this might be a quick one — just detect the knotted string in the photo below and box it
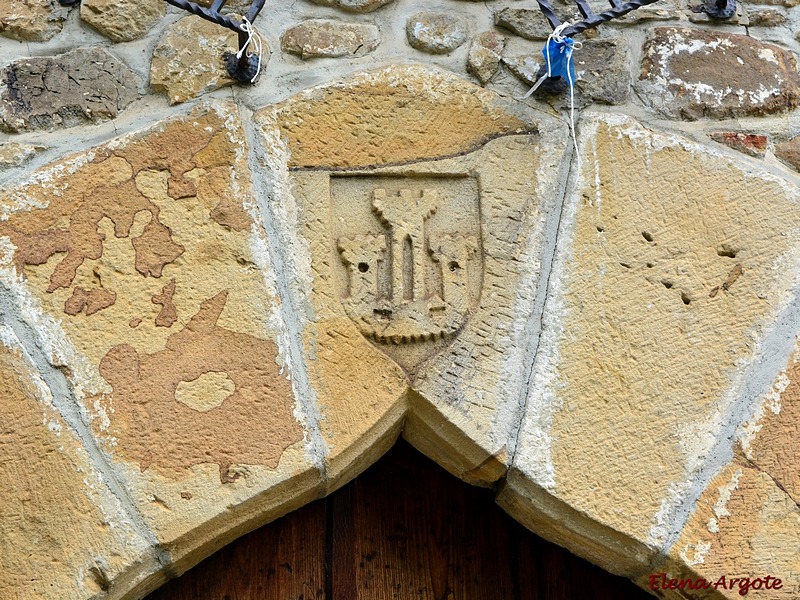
[520,22,583,172]
[236,17,263,83]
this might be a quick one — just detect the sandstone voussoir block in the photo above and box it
[0,102,318,586]
[506,112,800,578]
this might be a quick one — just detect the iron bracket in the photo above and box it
[55,0,266,82]
[163,0,267,82]
[696,0,737,19]
[532,0,663,93]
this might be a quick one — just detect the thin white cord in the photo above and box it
[565,45,582,174]
[519,22,583,173]
[236,17,263,83]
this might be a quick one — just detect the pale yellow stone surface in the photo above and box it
[0,328,154,599]
[2,60,799,600]
[175,371,236,412]
[151,17,255,104]
[80,0,164,42]
[275,165,409,491]
[256,65,568,489]
[507,113,800,576]
[0,0,64,42]
[0,103,318,580]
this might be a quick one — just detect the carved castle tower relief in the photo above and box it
[333,176,483,374]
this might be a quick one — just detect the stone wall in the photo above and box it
[0,0,799,598]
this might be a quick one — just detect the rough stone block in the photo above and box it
[80,0,164,43]
[709,132,768,158]
[0,48,140,133]
[748,8,788,27]
[151,16,244,104]
[638,28,800,120]
[281,19,379,59]
[573,37,630,105]
[494,8,552,40]
[775,136,800,172]
[308,0,396,12]
[467,31,505,84]
[0,0,66,42]
[0,142,44,169]
[503,38,630,105]
[406,12,468,55]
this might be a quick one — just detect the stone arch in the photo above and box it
[0,66,798,600]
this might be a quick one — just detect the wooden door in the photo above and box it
[146,441,654,600]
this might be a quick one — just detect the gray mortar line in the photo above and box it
[0,287,173,573]
[0,95,190,188]
[237,103,330,482]
[657,279,800,561]
[505,121,577,462]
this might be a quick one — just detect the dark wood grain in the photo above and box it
[146,441,655,600]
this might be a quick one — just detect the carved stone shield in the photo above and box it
[331,175,483,373]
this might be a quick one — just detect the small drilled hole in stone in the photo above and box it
[596,225,605,233]
[681,292,691,305]
[646,263,654,268]
[449,261,460,272]
[619,262,631,269]
[642,231,654,242]
[717,247,737,258]
[358,262,369,273]
[662,280,673,289]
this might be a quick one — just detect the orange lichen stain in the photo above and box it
[745,353,800,503]
[0,166,183,292]
[0,111,249,315]
[96,290,302,483]
[152,279,177,327]
[64,286,116,316]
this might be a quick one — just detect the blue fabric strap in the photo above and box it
[543,36,577,82]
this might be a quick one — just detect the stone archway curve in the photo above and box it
[1,66,798,600]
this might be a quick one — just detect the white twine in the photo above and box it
[519,22,583,173]
[236,17,263,83]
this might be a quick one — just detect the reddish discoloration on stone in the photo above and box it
[710,132,768,158]
[775,137,800,173]
[97,291,302,482]
[153,279,177,327]
[64,286,117,316]
[132,217,184,278]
